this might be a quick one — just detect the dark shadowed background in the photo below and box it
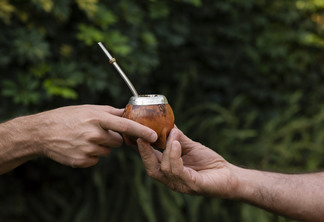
[1,0,324,221]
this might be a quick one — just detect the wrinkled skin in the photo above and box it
[137,127,238,198]
[0,105,158,174]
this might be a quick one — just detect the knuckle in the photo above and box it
[82,145,96,155]
[83,131,102,142]
[191,184,200,195]
[85,116,99,125]
[160,163,170,174]
[146,169,155,178]
[76,159,88,168]
[171,168,180,177]
[146,169,160,180]
[75,158,98,168]
[105,105,113,112]
[70,158,83,168]
[118,121,130,133]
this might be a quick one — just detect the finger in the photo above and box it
[80,144,112,157]
[105,107,125,116]
[169,141,184,176]
[167,127,182,145]
[161,128,181,173]
[100,130,123,147]
[137,138,159,171]
[137,138,166,182]
[45,148,101,168]
[170,141,197,184]
[90,145,112,157]
[88,128,123,147]
[99,114,158,143]
[90,105,125,117]
[72,157,99,168]
[160,140,172,175]
[153,149,163,163]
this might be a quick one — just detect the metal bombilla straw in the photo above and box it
[98,42,139,97]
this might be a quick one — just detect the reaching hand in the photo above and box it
[137,127,239,198]
[0,105,158,173]
[36,105,158,168]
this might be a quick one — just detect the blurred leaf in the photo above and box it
[2,74,40,105]
[93,5,117,29]
[77,24,104,45]
[75,0,98,18]
[141,32,158,46]
[301,33,324,47]
[43,79,78,99]
[42,61,83,99]
[149,1,170,19]
[11,28,50,64]
[103,31,132,56]
[31,0,54,12]
[0,0,15,23]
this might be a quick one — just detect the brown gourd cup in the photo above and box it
[122,94,175,149]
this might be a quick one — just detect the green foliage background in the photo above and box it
[1,0,324,221]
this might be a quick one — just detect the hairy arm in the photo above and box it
[0,115,42,174]
[234,167,324,221]
[0,105,158,174]
[138,127,324,222]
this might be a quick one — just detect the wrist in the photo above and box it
[5,114,45,157]
[231,166,278,205]
[205,163,252,200]
[0,114,47,173]
[229,165,258,201]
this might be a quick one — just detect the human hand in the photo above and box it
[137,127,239,198]
[32,105,158,168]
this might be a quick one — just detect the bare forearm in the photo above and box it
[234,166,324,221]
[0,115,42,174]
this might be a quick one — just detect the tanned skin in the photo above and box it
[137,127,324,222]
[0,105,157,174]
